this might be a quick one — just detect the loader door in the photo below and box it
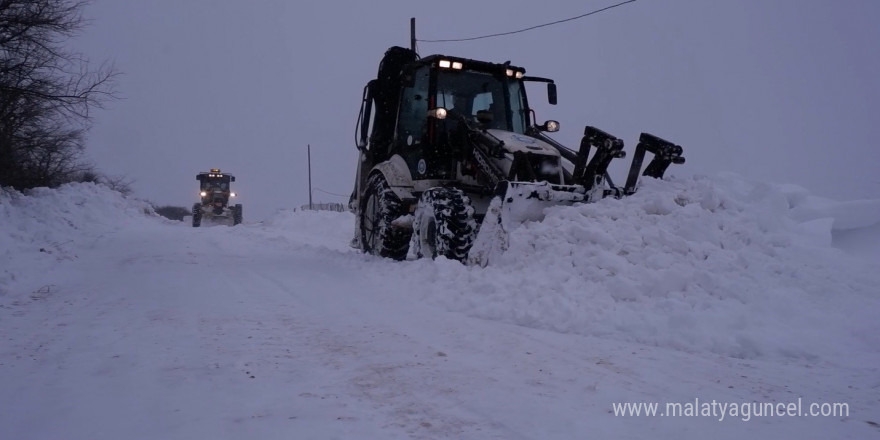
[395,66,433,179]
[396,66,429,152]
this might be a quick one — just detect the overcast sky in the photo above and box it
[75,0,880,221]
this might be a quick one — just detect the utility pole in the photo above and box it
[410,17,416,53]
[307,144,313,210]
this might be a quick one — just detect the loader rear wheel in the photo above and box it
[360,174,410,260]
[192,203,202,228]
[409,187,477,262]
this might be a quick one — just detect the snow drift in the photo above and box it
[403,174,880,365]
[0,183,159,294]
[2,176,879,440]
[3,177,878,367]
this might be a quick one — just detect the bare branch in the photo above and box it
[0,0,116,189]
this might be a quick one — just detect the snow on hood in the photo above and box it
[485,129,560,157]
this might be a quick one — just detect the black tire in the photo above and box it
[360,173,410,260]
[409,187,477,262]
[232,204,243,225]
[192,203,202,228]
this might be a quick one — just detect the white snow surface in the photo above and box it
[1,177,879,439]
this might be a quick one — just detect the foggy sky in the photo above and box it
[75,0,880,221]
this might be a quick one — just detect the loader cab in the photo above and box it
[196,169,235,205]
[432,65,529,134]
[392,55,534,180]
[356,48,558,189]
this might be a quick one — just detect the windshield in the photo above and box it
[201,176,231,191]
[436,70,528,134]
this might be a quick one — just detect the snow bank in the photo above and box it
[0,183,158,294]
[254,208,356,253]
[713,173,880,237]
[3,176,877,367]
[407,174,880,365]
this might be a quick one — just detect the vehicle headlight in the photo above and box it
[200,191,207,197]
[428,107,448,120]
[230,192,237,197]
[543,120,560,132]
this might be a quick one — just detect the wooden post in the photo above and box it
[308,144,313,210]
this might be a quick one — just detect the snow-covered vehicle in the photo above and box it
[192,169,242,227]
[350,47,685,264]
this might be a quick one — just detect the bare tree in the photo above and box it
[0,0,116,189]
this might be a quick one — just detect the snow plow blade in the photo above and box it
[492,181,588,224]
[467,130,687,266]
[467,181,588,266]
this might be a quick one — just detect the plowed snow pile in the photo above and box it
[408,174,880,365]
[2,176,880,439]
[0,183,158,293]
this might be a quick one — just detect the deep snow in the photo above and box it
[1,178,879,439]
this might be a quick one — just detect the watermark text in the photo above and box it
[612,398,849,422]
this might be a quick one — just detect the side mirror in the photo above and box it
[196,175,200,180]
[476,110,494,124]
[231,176,236,182]
[548,83,557,105]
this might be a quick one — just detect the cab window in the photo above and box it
[396,66,430,148]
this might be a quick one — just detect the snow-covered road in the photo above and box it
[1,180,879,439]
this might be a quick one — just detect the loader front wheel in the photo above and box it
[192,203,202,228]
[409,187,477,262]
[360,174,410,260]
[232,204,243,225]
